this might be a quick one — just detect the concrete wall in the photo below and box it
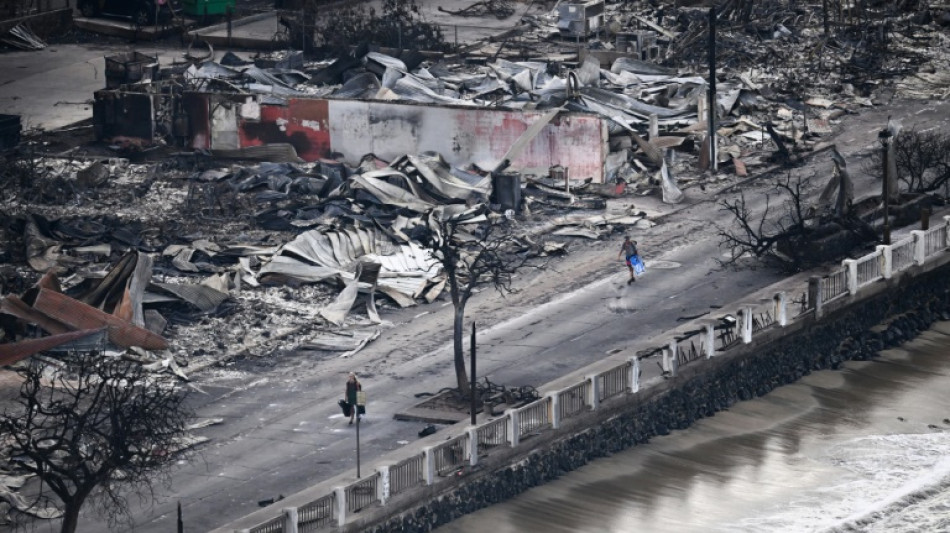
[182,93,610,180]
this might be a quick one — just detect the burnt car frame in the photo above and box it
[78,0,178,26]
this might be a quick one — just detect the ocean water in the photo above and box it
[436,322,950,533]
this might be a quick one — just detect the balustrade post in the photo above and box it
[944,216,950,248]
[774,291,787,326]
[548,392,560,429]
[843,259,858,294]
[507,409,520,447]
[629,357,640,392]
[664,340,677,376]
[467,428,479,467]
[703,323,715,357]
[587,374,600,410]
[377,466,390,503]
[877,245,892,279]
[808,276,823,318]
[334,487,346,527]
[422,447,435,485]
[740,306,753,343]
[282,507,298,533]
[912,230,926,265]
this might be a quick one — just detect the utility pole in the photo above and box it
[879,119,893,244]
[707,7,718,172]
[356,389,366,478]
[470,322,477,425]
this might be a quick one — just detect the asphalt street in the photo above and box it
[73,197,793,533]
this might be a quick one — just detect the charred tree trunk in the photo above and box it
[452,306,471,397]
[60,491,90,533]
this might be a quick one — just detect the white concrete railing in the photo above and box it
[853,249,883,290]
[597,362,631,402]
[387,455,424,497]
[821,267,848,303]
[430,433,469,477]
[891,235,916,272]
[236,218,950,533]
[516,396,553,439]
[474,416,509,453]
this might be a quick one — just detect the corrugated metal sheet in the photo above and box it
[1,295,72,334]
[32,289,168,350]
[0,328,105,366]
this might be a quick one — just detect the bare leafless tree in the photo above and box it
[866,127,950,196]
[0,353,193,533]
[419,207,535,396]
[718,175,813,271]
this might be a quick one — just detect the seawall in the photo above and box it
[219,220,950,533]
[360,261,950,532]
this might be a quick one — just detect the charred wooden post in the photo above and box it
[470,322,477,425]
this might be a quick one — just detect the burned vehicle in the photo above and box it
[78,0,178,26]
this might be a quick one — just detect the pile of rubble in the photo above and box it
[1,137,651,380]
[5,0,948,378]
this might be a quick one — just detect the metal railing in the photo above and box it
[714,320,740,351]
[598,362,630,401]
[821,267,848,303]
[856,250,882,288]
[517,398,552,438]
[892,236,915,271]
[475,417,509,453]
[751,300,776,332]
[674,333,703,366]
[432,435,469,476]
[557,381,590,421]
[388,455,424,496]
[249,516,283,533]
[925,225,947,257]
[345,475,379,514]
[298,494,334,532]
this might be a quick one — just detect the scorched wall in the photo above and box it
[183,93,609,181]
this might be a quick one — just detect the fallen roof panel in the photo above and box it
[32,289,168,351]
[0,328,105,366]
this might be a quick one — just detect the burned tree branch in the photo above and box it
[0,353,194,533]
[419,206,540,396]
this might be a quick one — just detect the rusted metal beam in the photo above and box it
[1,295,73,335]
[0,328,104,366]
[32,289,168,350]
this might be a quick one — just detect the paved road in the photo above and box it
[72,192,794,533]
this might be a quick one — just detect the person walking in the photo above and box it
[345,372,361,425]
[618,236,645,284]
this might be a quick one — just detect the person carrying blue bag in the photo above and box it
[618,236,645,285]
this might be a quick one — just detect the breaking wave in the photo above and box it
[733,432,950,533]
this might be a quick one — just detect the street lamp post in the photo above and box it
[356,390,366,478]
[879,120,893,244]
[470,322,476,425]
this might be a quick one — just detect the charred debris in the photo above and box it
[1,0,948,376]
